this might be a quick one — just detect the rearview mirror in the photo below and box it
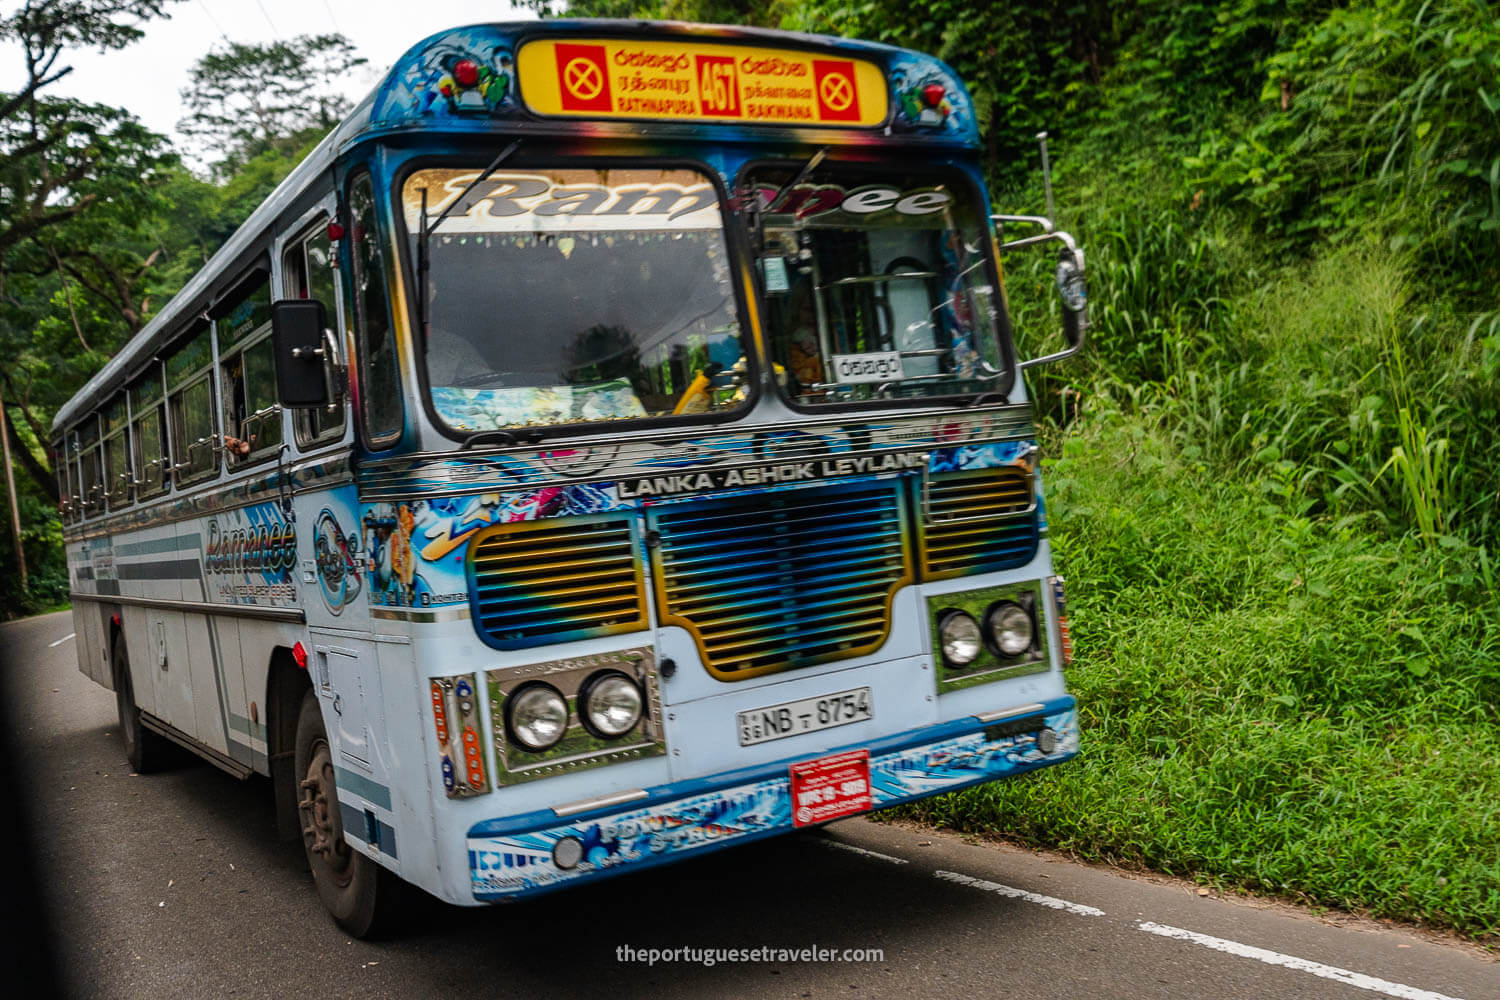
[271,299,331,408]
[1056,250,1088,349]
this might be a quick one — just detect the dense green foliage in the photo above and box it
[0,4,346,616]
[907,411,1500,938]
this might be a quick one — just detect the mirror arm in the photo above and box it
[992,215,1089,371]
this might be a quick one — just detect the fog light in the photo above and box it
[552,835,584,870]
[507,684,568,752]
[580,671,643,739]
[937,609,982,667]
[985,601,1034,657]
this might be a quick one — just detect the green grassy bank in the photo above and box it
[901,410,1500,940]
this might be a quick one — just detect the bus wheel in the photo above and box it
[112,632,170,773]
[293,689,399,937]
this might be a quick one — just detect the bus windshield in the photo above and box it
[748,164,1007,406]
[402,166,747,435]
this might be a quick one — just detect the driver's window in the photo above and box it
[283,218,347,448]
[350,171,404,447]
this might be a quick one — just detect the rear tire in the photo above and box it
[112,631,170,773]
[293,689,400,938]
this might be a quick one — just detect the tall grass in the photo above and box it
[901,414,1500,939]
[982,114,1500,939]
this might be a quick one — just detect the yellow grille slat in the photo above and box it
[468,514,647,649]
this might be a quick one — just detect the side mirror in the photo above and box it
[992,215,1090,370]
[271,300,331,408]
[1055,249,1088,349]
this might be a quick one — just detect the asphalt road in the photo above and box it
[4,610,1495,1000]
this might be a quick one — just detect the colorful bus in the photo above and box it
[54,19,1088,936]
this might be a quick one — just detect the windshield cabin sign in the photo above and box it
[518,39,887,126]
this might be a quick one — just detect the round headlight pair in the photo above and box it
[938,601,1036,667]
[505,672,644,752]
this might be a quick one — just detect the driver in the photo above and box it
[426,324,490,385]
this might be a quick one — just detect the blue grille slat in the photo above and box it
[656,509,902,549]
[672,576,905,620]
[653,481,911,677]
[666,551,905,595]
[654,492,899,529]
[660,531,902,569]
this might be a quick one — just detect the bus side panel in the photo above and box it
[303,634,402,875]
[68,537,112,687]
[153,609,197,734]
[235,619,283,775]
[375,636,437,896]
[182,612,230,756]
[76,594,110,687]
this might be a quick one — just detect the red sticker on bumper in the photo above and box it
[790,748,872,827]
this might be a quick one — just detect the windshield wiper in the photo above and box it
[766,147,827,214]
[461,427,544,451]
[417,138,523,342]
[745,148,829,256]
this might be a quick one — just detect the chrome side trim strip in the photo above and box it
[370,606,470,623]
[973,703,1047,724]
[139,712,255,780]
[552,788,650,818]
[70,590,305,625]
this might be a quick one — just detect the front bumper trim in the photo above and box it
[467,696,1077,901]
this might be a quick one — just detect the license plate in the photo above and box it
[737,687,873,747]
[790,749,872,826]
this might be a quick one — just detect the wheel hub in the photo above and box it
[298,740,352,874]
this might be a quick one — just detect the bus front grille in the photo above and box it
[651,481,912,680]
[467,514,648,649]
[919,467,1040,579]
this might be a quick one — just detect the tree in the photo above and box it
[0,2,178,611]
[0,2,178,498]
[177,33,367,176]
[521,0,791,27]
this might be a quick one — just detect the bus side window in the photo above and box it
[130,367,168,499]
[215,271,282,466]
[103,394,131,509]
[284,219,347,448]
[61,432,80,522]
[349,172,403,447]
[77,416,102,517]
[54,448,68,520]
[166,325,218,485]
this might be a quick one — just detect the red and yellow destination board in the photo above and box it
[518,38,888,127]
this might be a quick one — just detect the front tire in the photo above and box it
[293,689,399,937]
[112,631,170,773]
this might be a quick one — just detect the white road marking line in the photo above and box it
[1135,922,1465,1000]
[819,840,908,864]
[49,633,76,648]
[935,870,1104,916]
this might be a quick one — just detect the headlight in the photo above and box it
[579,671,643,739]
[937,609,982,667]
[506,683,569,752]
[985,601,1034,657]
